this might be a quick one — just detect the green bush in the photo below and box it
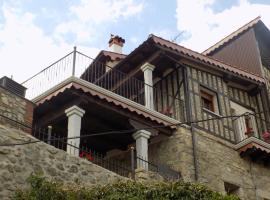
[13,175,240,200]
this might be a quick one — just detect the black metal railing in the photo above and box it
[32,128,132,178]
[21,47,185,121]
[31,127,181,180]
[135,155,181,180]
[80,57,146,105]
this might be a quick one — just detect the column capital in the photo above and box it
[132,130,151,140]
[141,62,155,72]
[65,105,85,118]
[129,119,158,136]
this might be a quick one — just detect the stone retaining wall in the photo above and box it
[149,127,270,200]
[0,125,125,200]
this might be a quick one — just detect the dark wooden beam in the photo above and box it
[110,51,162,92]
[248,86,260,96]
[81,117,131,149]
[35,94,87,127]
[78,92,173,135]
[81,134,127,151]
[82,112,126,131]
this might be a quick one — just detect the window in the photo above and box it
[244,115,253,134]
[201,90,214,112]
[200,87,219,113]
[224,182,240,196]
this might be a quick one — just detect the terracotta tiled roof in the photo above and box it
[149,34,265,83]
[235,137,270,154]
[202,16,261,55]
[34,77,178,130]
[237,141,270,155]
[101,50,126,61]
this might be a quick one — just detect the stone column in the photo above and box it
[65,105,85,156]
[132,130,151,170]
[141,63,155,110]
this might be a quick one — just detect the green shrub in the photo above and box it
[13,175,240,200]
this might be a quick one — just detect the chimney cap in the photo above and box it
[0,76,26,97]
[109,34,125,47]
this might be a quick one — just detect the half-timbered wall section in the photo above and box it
[153,68,186,122]
[228,86,267,137]
[183,64,267,143]
[185,65,235,142]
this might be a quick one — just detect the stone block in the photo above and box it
[0,126,125,198]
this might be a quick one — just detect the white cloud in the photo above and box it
[150,28,177,41]
[176,0,270,52]
[0,3,99,82]
[55,0,144,43]
[71,0,143,24]
[0,0,144,83]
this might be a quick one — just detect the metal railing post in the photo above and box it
[72,46,77,76]
[131,146,135,180]
[47,125,52,145]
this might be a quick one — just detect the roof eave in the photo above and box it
[202,16,261,55]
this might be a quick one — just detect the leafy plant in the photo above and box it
[13,175,240,200]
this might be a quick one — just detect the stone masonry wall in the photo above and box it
[0,125,125,200]
[0,86,34,129]
[149,127,270,200]
[148,126,195,182]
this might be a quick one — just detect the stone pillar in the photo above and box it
[65,105,85,156]
[132,130,151,170]
[141,63,155,110]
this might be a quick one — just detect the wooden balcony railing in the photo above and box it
[199,108,236,143]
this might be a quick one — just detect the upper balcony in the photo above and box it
[22,47,185,122]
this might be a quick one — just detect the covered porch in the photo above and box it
[32,77,180,178]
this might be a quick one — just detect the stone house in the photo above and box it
[14,17,270,199]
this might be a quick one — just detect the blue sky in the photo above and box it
[0,0,270,82]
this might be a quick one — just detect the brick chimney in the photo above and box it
[109,34,125,54]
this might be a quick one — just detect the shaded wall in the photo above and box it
[154,68,186,122]
[208,28,262,77]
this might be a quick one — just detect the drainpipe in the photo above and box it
[183,66,199,181]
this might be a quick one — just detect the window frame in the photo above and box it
[200,86,220,114]
[201,90,215,112]
[230,101,258,141]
